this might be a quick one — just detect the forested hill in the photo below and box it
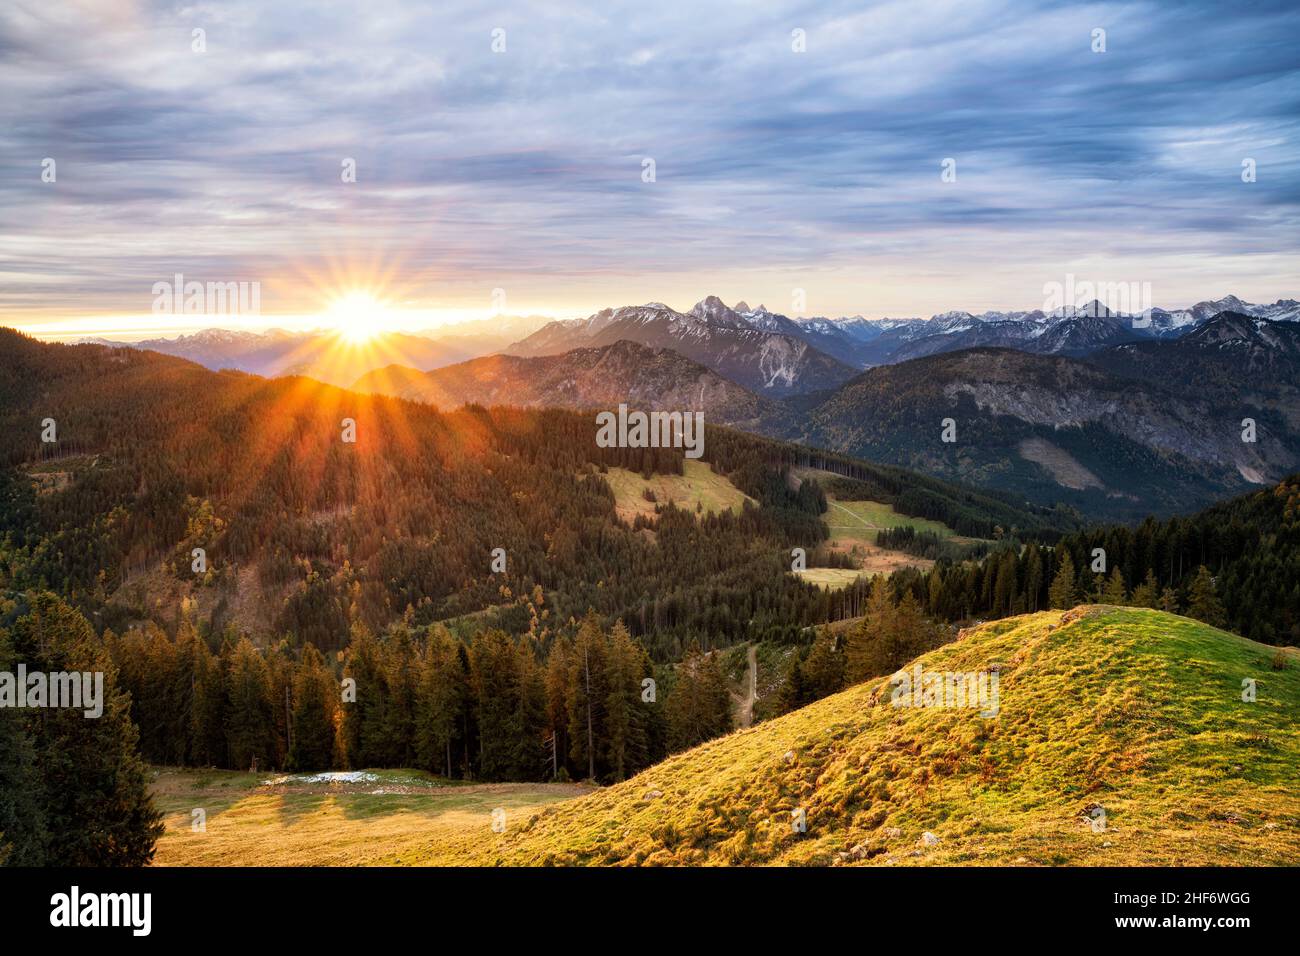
[0,329,1060,656]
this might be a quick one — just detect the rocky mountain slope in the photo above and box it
[352,339,783,430]
[505,296,859,396]
[796,346,1299,519]
[1088,313,1300,430]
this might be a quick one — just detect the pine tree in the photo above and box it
[1131,569,1159,608]
[510,634,548,780]
[800,631,845,702]
[992,550,1018,616]
[340,621,387,769]
[9,594,162,866]
[774,648,807,716]
[543,636,571,779]
[287,644,338,771]
[190,636,226,767]
[566,613,606,781]
[1101,567,1128,605]
[890,590,934,671]
[1187,565,1227,628]
[1159,586,1180,614]
[1048,551,1077,609]
[845,577,895,683]
[0,630,46,865]
[415,625,465,778]
[381,626,419,767]
[224,636,275,771]
[665,645,732,751]
[603,621,647,781]
[470,629,538,781]
[1024,546,1044,612]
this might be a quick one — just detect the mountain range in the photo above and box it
[354,302,1300,520]
[796,319,1300,520]
[508,294,1300,377]
[352,339,783,431]
[79,314,553,387]
[69,292,1300,520]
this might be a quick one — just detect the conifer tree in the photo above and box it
[543,636,572,778]
[340,621,387,769]
[602,621,649,781]
[1101,567,1128,605]
[800,630,845,701]
[510,634,549,780]
[566,613,606,780]
[224,636,275,771]
[774,648,807,716]
[1131,569,1160,609]
[845,577,896,683]
[381,626,419,767]
[415,625,465,777]
[0,631,46,865]
[9,594,162,865]
[1187,565,1227,628]
[665,644,732,751]
[287,644,338,771]
[1048,550,1077,609]
[471,629,526,780]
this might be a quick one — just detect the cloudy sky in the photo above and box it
[2,0,1298,339]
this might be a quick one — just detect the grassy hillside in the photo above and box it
[789,466,958,585]
[405,606,1299,866]
[597,459,754,523]
[152,769,592,866]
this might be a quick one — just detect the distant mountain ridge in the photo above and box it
[793,322,1300,519]
[373,307,1300,519]
[505,296,860,396]
[76,315,553,386]
[352,339,783,430]
[503,293,1300,377]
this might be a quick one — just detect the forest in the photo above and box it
[0,329,1293,866]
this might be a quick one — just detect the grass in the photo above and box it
[151,768,592,866]
[787,468,974,587]
[152,607,1300,867]
[600,459,754,523]
[793,568,868,590]
[405,606,1300,866]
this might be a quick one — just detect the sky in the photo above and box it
[1,0,1298,340]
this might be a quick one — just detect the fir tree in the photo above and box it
[287,644,338,771]
[1048,551,1077,609]
[1187,565,1227,628]
[415,625,465,778]
[1101,567,1128,605]
[224,636,275,771]
[9,594,162,866]
[665,645,732,751]
[1131,569,1160,609]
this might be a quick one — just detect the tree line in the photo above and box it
[106,595,734,784]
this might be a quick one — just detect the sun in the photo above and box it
[326,292,384,343]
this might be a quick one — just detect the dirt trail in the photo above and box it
[827,499,882,530]
[739,643,757,728]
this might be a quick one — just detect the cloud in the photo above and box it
[1,0,1297,330]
